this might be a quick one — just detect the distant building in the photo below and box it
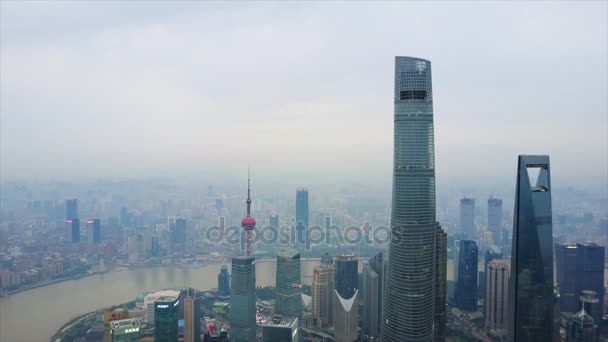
[485,260,509,334]
[576,243,605,324]
[104,308,129,342]
[110,318,141,342]
[154,294,180,342]
[480,246,503,303]
[65,219,80,243]
[88,219,101,244]
[455,240,478,311]
[555,243,580,314]
[184,296,195,342]
[0,226,8,252]
[565,307,598,342]
[144,290,181,323]
[261,314,299,342]
[434,224,447,342]
[66,199,78,220]
[270,214,279,230]
[487,197,503,245]
[275,247,302,318]
[218,264,231,296]
[230,256,256,342]
[311,253,334,328]
[460,198,475,239]
[362,252,383,339]
[334,289,358,342]
[295,188,308,247]
[508,155,554,342]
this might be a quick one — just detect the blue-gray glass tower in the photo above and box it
[275,247,302,318]
[487,197,503,245]
[218,264,231,296]
[363,252,383,339]
[295,188,308,246]
[230,257,256,342]
[382,56,436,341]
[335,254,358,299]
[455,240,478,311]
[508,155,554,342]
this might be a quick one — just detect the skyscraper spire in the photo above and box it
[246,167,251,217]
[242,168,256,257]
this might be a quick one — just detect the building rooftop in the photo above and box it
[262,314,297,327]
[110,318,141,330]
[277,247,299,259]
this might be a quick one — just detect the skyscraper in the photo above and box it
[218,264,231,296]
[154,295,179,342]
[487,197,503,245]
[480,246,503,304]
[65,219,80,243]
[295,188,308,247]
[362,252,383,339]
[434,224,447,342]
[485,260,509,335]
[270,214,279,230]
[66,199,78,220]
[508,155,554,342]
[87,219,101,244]
[460,198,475,239]
[555,243,579,314]
[311,253,335,328]
[230,172,257,342]
[275,247,302,318]
[575,243,605,324]
[455,240,478,311]
[334,289,359,342]
[261,315,299,342]
[184,296,195,342]
[382,56,436,342]
[335,254,358,300]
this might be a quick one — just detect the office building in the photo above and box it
[270,214,279,230]
[487,197,503,245]
[65,219,80,243]
[485,260,509,334]
[311,253,335,328]
[144,290,181,323]
[335,254,358,299]
[275,247,302,318]
[434,224,447,342]
[261,315,299,342]
[88,219,101,244]
[334,289,359,342]
[110,318,141,342]
[104,308,130,342]
[508,155,554,342]
[66,199,78,220]
[363,252,383,339]
[382,56,436,341]
[230,257,256,342]
[154,294,179,342]
[295,188,309,247]
[565,307,598,342]
[576,243,605,324]
[218,264,231,296]
[455,240,478,311]
[184,296,195,342]
[460,198,475,239]
[480,246,503,303]
[555,243,580,314]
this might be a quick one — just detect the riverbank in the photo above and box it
[0,271,102,297]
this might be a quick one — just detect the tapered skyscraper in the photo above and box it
[508,155,554,342]
[382,56,436,341]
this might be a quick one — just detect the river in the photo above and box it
[0,259,321,342]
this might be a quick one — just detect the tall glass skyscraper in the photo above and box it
[335,254,358,299]
[460,198,475,239]
[275,247,302,318]
[363,252,383,339]
[455,240,478,311]
[508,155,554,342]
[295,188,308,246]
[230,257,256,342]
[487,197,503,245]
[218,264,230,296]
[382,56,436,341]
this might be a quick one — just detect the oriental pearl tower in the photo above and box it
[241,169,256,257]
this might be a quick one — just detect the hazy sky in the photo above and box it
[1,1,607,187]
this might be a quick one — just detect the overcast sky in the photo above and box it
[1,1,606,188]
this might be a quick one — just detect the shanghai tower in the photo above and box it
[382,56,436,341]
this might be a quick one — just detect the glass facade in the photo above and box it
[275,247,302,318]
[335,254,358,299]
[487,197,503,245]
[362,252,383,338]
[382,56,436,341]
[508,155,554,342]
[455,240,478,311]
[295,188,308,247]
[434,224,447,342]
[460,198,475,239]
[154,296,179,342]
[218,264,231,296]
[230,256,256,342]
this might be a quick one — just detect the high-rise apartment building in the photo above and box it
[362,252,383,339]
[455,240,478,311]
[382,56,436,342]
[311,254,335,328]
[485,260,509,334]
[460,198,475,239]
[487,197,503,245]
[434,224,447,342]
[295,188,309,247]
[275,247,302,318]
[508,155,554,342]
